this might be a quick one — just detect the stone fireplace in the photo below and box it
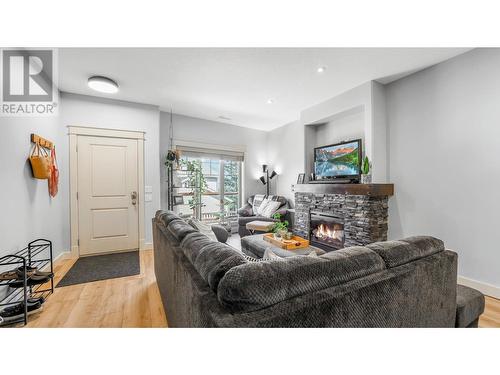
[292,184,394,250]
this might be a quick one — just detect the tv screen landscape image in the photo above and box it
[314,140,361,178]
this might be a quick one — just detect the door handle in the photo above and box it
[131,191,137,205]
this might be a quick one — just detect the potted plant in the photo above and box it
[361,155,372,184]
[272,213,289,239]
[179,159,207,218]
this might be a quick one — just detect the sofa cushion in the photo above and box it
[456,284,485,327]
[156,210,182,227]
[366,236,444,268]
[180,232,215,264]
[167,219,198,242]
[186,218,218,241]
[193,243,247,291]
[180,232,247,291]
[217,246,385,312]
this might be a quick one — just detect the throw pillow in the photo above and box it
[242,253,282,262]
[256,198,270,216]
[262,247,284,260]
[260,200,281,218]
[252,194,266,214]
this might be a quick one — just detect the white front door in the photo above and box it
[77,135,139,256]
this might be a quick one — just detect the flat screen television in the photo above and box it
[314,139,362,182]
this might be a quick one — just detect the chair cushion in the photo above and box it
[238,216,275,226]
[366,236,444,268]
[456,284,485,327]
[217,246,385,312]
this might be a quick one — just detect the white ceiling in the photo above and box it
[59,48,470,131]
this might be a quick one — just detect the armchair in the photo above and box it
[237,194,288,237]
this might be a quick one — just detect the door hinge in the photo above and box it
[77,239,80,246]
[76,192,79,200]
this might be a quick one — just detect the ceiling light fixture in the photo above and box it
[267,98,275,104]
[88,76,119,94]
[317,66,327,73]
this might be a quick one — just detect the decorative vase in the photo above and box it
[284,231,293,240]
[361,174,372,184]
[274,232,282,240]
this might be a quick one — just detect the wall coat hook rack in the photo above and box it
[31,133,54,149]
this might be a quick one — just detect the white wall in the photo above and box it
[266,120,304,205]
[386,48,500,291]
[0,116,69,258]
[314,109,365,148]
[61,93,161,245]
[268,81,387,206]
[159,112,268,208]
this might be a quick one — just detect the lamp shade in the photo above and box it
[262,164,268,173]
[269,170,277,179]
[259,176,266,185]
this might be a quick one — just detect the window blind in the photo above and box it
[175,145,244,162]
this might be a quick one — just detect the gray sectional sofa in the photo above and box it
[153,210,484,328]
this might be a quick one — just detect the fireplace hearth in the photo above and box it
[309,211,344,251]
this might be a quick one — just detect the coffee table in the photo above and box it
[241,234,325,259]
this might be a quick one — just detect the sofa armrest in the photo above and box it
[275,207,288,218]
[238,203,254,217]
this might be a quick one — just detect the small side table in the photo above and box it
[246,220,275,235]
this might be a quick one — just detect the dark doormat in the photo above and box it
[56,250,140,288]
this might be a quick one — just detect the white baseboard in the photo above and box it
[458,276,500,299]
[39,250,73,272]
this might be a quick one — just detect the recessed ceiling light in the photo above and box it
[317,66,327,73]
[267,98,275,104]
[88,76,119,94]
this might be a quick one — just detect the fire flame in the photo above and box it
[314,223,343,241]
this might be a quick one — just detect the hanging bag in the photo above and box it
[29,143,51,179]
[49,147,59,197]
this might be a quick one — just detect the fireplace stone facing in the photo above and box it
[294,193,389,248]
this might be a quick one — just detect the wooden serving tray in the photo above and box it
[263,233,310,250]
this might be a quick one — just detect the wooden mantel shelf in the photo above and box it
[291,183,394,197]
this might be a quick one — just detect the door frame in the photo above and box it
[68,126,145,258]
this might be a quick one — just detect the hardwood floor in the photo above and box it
[27,249,167,328]
[479,296,500,328]
[24,246,499,328]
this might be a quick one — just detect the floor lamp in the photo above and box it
[259,164,277,196]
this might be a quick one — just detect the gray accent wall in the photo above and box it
[386,48,500,289]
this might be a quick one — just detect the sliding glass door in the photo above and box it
[180,154,242,222]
